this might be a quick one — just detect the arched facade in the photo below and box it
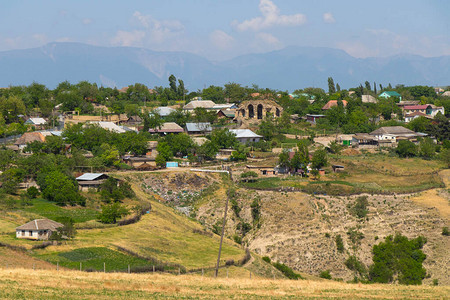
[235,99,283,124]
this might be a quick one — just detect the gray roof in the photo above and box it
[152,107,176,117]
[186,122,212,132]
[183,100,216,110]
[16,219,63,231]
[76,173,107,181]
[229,129,262,139]
[148,122,184,133]
[370,126,416,136]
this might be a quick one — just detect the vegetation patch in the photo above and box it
[24,198,98,223]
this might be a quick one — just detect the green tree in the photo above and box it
[143,111,163,132]
[396,140,417,158]
[196,140,218,162]
[155,141,173,167]
[39,171,85,206]
[257,115,277,140]
[408,116,430,133]
[0,168,25,194]
[164,133,194,157]
[369,234,427,285]
[224,82,247,103]
[418,138,435,159]
[0,95,26,123]
[365,81,371,91]
[202,85,225,103]
[44,135,65,154]
[278,150,290,169]
[311,149,327,170]
[98,202,129,224]
[209,128,238,149]
[328,77,336,94]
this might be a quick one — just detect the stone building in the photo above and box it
[235,99,283,124]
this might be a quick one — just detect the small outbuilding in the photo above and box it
[16,219,63,240]
[76,173,109,191]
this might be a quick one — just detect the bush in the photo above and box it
[368,234,427,285]
[442,227,450,236]
[98,203,129,224]
[335,234,344,253]
[233,234,242,244]
[349,196,369,219]
[319,270,332,279]
[240,171,258,178]
[345,256,367,277]
[262,256,271,263]
[272,262,302,280]
[26,186,40,199]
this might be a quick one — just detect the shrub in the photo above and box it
[432,279,439,286]
[335,234,344,253]
[272,262,302,280]
[325,232,330,238]
[26,186,40,199]
[345,256,367,278]
[98,203,129,224]
[250,198,261,224]
[262,256,271,263]
[368,234,427,285]
[442,227,450,236]
[349,196,369,219]
[238,248,251,266]
[319,270,332,279]
[240,171,258,178]
[233,234,242,244]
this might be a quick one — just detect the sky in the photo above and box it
[1,0,449,61]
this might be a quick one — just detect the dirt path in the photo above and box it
[410,169,450,221]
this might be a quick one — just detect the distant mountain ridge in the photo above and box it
[0,42,448,91]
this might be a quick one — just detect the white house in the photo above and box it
[16,219,63,240]
[25,118,47,126]
[229,129,262,144]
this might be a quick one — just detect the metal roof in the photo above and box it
[186,123,212,132]
[16,219,63,231]
[76,173,107,181]
[152,107,176,117]
[229,129,262,139]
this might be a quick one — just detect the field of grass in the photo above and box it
[37,247,152,272]
[1,268,448,299]
[0,179,246,272]
[24,198,99,223]
[241,154,446,195]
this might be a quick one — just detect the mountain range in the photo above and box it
[1,42,448,91]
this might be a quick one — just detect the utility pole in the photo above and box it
[215,170,232,277]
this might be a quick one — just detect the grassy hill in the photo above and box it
[0,268,448,299]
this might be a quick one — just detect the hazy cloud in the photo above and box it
[132,11,184,44]
[256,32,281,45]
[210,30,234,49]
[233,0,306,31]
[323,12,335,23]
[111,30,146,47]
[82,18,92,25]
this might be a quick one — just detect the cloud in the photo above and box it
[233,0,306,31]
[256,32,281,45]
[111,30,146,47]
[210,30,234,49]
[131,11,184,44]
[82,18,92,25]
[323,12,335,24]
[32,34,48,44]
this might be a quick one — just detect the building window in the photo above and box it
[29,231,33,236]
[21,230,25,236]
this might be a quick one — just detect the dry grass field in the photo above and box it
[0,268,448,299]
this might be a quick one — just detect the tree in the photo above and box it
[230,143,248,161]
[336,83,341,92]
[418,138,435,159]
[365,81,371,91]
[278,150,290,169]
[369,234,427,285]
[328,77,336,94]
[408,116,430,133]
[374,82,377,94]
[98,202,129,224]
[0,95,26,123]
[196,140,218,162]
[164,133,194,157]
[168,74,177,95]
[209,128,238,149]
[257,115,277,140]
[44,135,65,154]
[39,171,85,206]
[0,168,24,194]
[51,217,77,240]
[155,141,173,167]
[396,140,417,158]
[311,149,327,170]
[224,82,247,103]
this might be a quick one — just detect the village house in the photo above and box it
[186,122,212,135]
[322,100,348,110]
[14,132,46,151]
[246,165,277,176]
[122,156,156,169]
[183,99,216,111]
[369,126,426,146]
[404,112,431,123]
[402,104,444,118]
[229,129,262,144]
[379,91,402,101]
[16,219,63,240]
[76,173,109,191]
[151,106,176,117]
[361,95,377,103]
[148,122,184,135]
[24,117,47,129]
[217,109,236,120]
[305,114,326,124]
[352,133,379,149]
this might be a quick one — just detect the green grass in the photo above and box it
[37,247,151,272]
[24,198,99,223]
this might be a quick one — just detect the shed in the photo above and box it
[186,122,212,134]
[332,165,345,172]
[148,122,184,134]
[229,129,262,144]
[76,173,109,191]
[16,219,63,240]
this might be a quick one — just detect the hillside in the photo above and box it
[0,268,448,299]
[1,42,450,90]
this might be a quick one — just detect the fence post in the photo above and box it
[249,271,251,279]
[153,265,155,273]
[33,263,35,271]
[104,262,106,273]
[178,267,180,275]
[57,262,59,271]
[80,262,82,271]
[202,268,204,277]
[128,265,130,274]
